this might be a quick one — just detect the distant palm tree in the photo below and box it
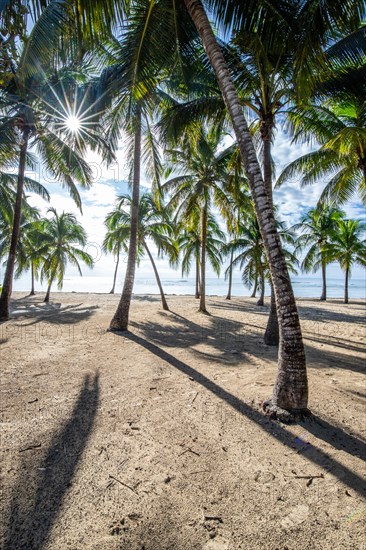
[177,214,225,299]
[293,205,345,301]
[104,193,177,311]
[36,208,94,303]
[163,126,233,313]
[325,219,366,303]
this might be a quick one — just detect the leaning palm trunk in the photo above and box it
[110,250,120,294]
[226,248,234,300]
[250,275,258,298]
[110,113,141,330]
[256,265,265,306]
[30,262,35,296]
[320,261,327,301]
[195,254,200,299]
[44,280,52,303]
[0,128,29,320]
[199,204,208,313]
[344,267,349,304]
[144,240,169,311]
[185,0,307,414]
[262,130,279,346]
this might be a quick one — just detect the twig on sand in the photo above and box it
[179,447,200,457]
[19,443,41,453]
[109,474,138,494]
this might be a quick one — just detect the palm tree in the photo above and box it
[325,219,366,303]
[177,214,225,299]
[293,205,345,301]
[163,126,233,313]
[0,21,110,320]
[104,193,178,311]
[36,208,94,303]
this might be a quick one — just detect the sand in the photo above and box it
[0,292,365,550]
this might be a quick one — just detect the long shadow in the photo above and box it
[4,373,99,550]
[305,341,366,375]
[119,331,366,498]
[7,298,99,326]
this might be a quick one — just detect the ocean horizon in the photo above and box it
[12,274,366,300]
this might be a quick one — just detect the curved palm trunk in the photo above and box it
[226,248,234,300]
[44,280,52,303]
[30,262,35,296]
[110,113,141,330]
[250,275,258,298]
[144,240,169,311]
[344,267,349,304]
[256,265,265,306]
[110,251,120,294]
[199,203,208,313]
[185,0,307,414]
[320,262,327,301]
[195,254,200,299]
[262,129,279,346]
[0,128,29,320]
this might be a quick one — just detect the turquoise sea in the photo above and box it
[12,274,366,299]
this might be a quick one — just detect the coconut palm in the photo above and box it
[177,214,225,299]
[293,205,345,301]
[104,193,178,311]
[35,208,94,303]
[163,125,234,313]
[325,219,366,303]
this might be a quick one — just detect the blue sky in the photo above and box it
[17,126,365,290]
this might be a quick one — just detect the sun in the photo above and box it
[65,115,81,133]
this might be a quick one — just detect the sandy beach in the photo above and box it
[1,292,365,549]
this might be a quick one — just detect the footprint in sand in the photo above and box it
[281,504,310,530]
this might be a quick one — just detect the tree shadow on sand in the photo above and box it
[116,331,366,499]
[3,373,99,550]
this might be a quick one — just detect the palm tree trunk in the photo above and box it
[0,127,29,320]
[144,240,169,311]
[256,265,265,306]
[226,248,234,300]
[44,280,52,303]
[195,254,200,299]
[30,262,35,296]
[110,112,141,331]
[320,262,326,301]
[250,275,258,298]
[344,267,349,304]
[199,203,208,313]
[185,0,308,415]
[262,126,279,346]
[110,251,120,294]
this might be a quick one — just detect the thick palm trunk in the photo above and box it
[199,204,208,313]
[344,267,349,304]
[144,240,169,311]
[110,113,141,330]
[30,262,35,296]
[0,128,29,320]
[195,254,200,299]
[110,252,120,294]
[256,266,265,306]
[185,0,307,415]
[262,129,279,346]
[226,248,234,300]
[320,262,326,301]
[250,275,258,298]
[44,280,52,303]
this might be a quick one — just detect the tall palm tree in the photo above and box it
[163,126,233,313]
[325,218,366,303]
[0,21,110,320]
[36,208,94,303]
[293,205,345,301]
[104,193,178,311]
